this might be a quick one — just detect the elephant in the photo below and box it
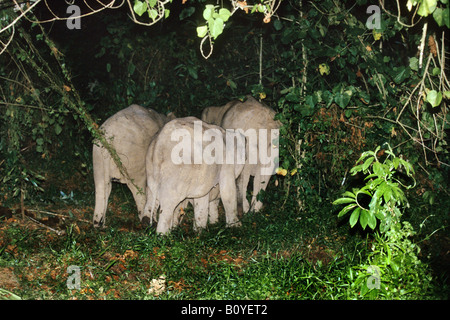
[202,95,281,213]
[92,104,174,227]
[143,117,245,234]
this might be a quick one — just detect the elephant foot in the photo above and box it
[141,216,152,227]
[93,217,105,228]
[227,220,242,228]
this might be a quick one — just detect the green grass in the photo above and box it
[0,181,447,300]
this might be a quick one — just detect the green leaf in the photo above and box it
[350,165,363,175]
[409,57,419,71]
[341,191,356,199]
[393,67,410,84]
[432,6,446,26]
[273,19,283,31]
[382,183,392,204]
[285,92,300,102]
[426,90,442,107]
[360,209,369,229]
[372,161,384,177]
[187,66,198,80]
[362,157,374,172]
[55,124,62,135]
[337,204,357,218]
[368,189,381,215]
[333,197,356,205]
[305,95,317,108]
[442,91,450,101]
[209,17,224,39]
[133,0,147,16]
[218,8,231,22]
[334,92,351,109]
[432,67,441,76]
[393,157,400,170]
[148,9,158,21]
[417,0,437,16]
[203,4,215,20]
[227,79,237,90]
[196,26,208,38]
[367,211,377,230]
[179,7,195,20]
[349,207,361,228]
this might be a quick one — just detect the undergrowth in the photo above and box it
[0,178,447,300]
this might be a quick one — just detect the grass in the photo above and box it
[0,175,448,300]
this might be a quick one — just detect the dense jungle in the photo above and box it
[0,0,449,302]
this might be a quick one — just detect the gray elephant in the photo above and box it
[143,117,245,234]
[92,104,173,227]
[202,96,281,213]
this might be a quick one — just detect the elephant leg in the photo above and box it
[93,151,112,228]
[93,180,112,227]
[127,180,147,221]
[142,185,158,226]
[156,200,178,234]
[208,199,220,225]
[251,173,271,212]
[237,168,251,214]
[220,166,241,228]
[193,194,209,231]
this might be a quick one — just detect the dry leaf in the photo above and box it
[428,35,437,57]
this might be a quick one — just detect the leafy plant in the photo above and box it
[350,221,434,299]
[334,145,416,233]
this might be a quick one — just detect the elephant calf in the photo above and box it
[92,104,173,227]
[143,117,245,234]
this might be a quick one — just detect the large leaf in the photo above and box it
[362,157,374,172]
[133,0,147,16]
[218,8,231,22]
[417,0,437,16]
[359,209,369,229]
[333,197,356,205]
[426,90,442,107]
[196,26,208,38]
[367,211,377,230]
[349,207,361,228]
[434,7,450,28]
[334,92,351,109]
[337,204,357,218]
[372,161,384,177]
[203,4,215,20]
[209,17,224,39]
[393,67,410,84]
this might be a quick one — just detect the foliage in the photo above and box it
[334,145,415,232]
[351,222,435,299]
[0,0,448,301]
[0,187,445,300]
[334,145,439,299]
